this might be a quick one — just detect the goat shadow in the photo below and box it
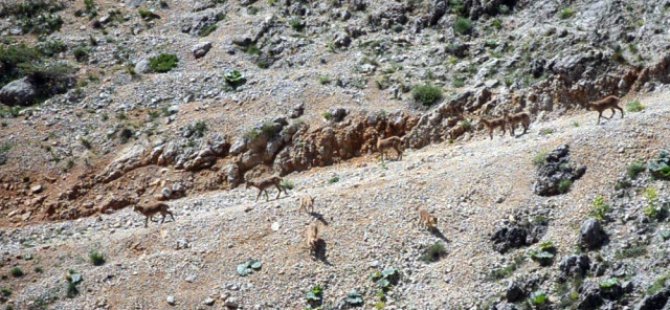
[308,212,329,226]
[430,228,450,243]
[313,239,333,266]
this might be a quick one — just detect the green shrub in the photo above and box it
[189,121,208,138]
[615,245,647,259]
[280,179,294,190]
[528,290,548,306]
[89,250,105,266]
[224,70,246,87]
[328,176,339,184]
[559,7,575,19]
[627,161,646,179]
[643,187,665,220]
[305,284,323,306]
[138,8,160,21]
[83,0,97,18]
[491,18,502,30]
[412,84,443,107]
[453,17,473,35]
[648,273,670,295]
[199,24,217,37]
[79,137,92,149]
[487,255,525,280]
[600,278,619,290]
[72,47,90,63]
[0,0,65,34]
[648,151,670,180]
[148,54,178,73]
[10,267,24,278]
[1,287,11,297]
[322,111,333,121]
[529,241,557,266]
[452,77,465,87]
[626,100,645,112]
[319,75,331,85]
[289,17,305,31]
[558,179,572,194]
[420,242,447,263]
[590,196,610,222]
[36,39,66,56]
[533,151,548,167]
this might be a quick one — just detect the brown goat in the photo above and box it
[134,202,175,228]
[305,223,320,256]
[246,175,288,202]
[479,116,507,140]
[418,208,438,231]
[506,111,531,136]
[588,95,624,124]
[376,136,404,162]
[299,195,315,214]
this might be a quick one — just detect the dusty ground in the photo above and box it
[0,91,668,309]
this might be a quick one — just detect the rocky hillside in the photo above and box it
[1,0,670,309]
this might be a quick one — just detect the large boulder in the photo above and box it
[533,144,587,196]
[579,219,608,250]
[0,77,37,106]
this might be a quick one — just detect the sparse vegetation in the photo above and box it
[528,290,548,306]
[10,267,24,278]
[559,7,575,19]
[322,111,333,121]
[453,17,473,35]
[89,249,105,266]
[319,75,331,85]
[148,54,178,73]
[412,84,443,107]
[533,151,548,167]
[643,187,665,220]
[289,17,305,31]
[627,100,645,112]
[1,287,12,298]
[590,196,611,222]
[0,0,65,34]
[305,284,323,307]
[647,273,670,295]
[488,255,525,280]
[529,241,557,266]
[199,24,218,37]
[138,8,160,21]
[615,245,648,259]
[420,242,447,263]
[79,137,92,149]
[627,161,646,179]
[328,176,340,184]
[558,179,573,194]
[224,70,246,87]
[280,179,294,191]
[648,151,670,180]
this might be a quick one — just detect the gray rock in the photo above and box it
[167,295,176,305]
[0,77,37,106]
[193,42,213,59]
[579,219,608,250]
[135,58,152,74]
[635,288,670,310]
[506,281,525,302]
[559,255,591,278]
[203,297,215,306]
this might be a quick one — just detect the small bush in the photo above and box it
[289,18,305,31]
[492,18,502,30]
[199,24,217,37]
[559,7,575,19]
[487,255,525,280]
[420,242,447,263]
[89,250,105,266]
[319,75,331,85]
[529,241,557,266]
[453,17,472,35]
[224,70,246,87]
[138,8,160,21]
[305,284,323,306]
[648,273,670,295]
[627,100,645,112]
[328,176,339,184]
[533,151,548,167]
[643,187,665,220]
[529,290,548,306]
[648,151,670,180]
[600,278,619,290]
[148,54,178,73]
[280,179,294,190]
[412,84,443,107]
[627,161,646,179]
[37,39,67,56]
[590,196,610,222]
[558,179,573,194]
[1,287,11,297]
[615,245,648,259]
[10,267,24,278]
[322,111,333,121]
[83,0,97,18]
[79,137,92,149]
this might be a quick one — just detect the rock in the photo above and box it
[203,297,215,306]
[229,138,247,156]
[193,42,213,59]
[506,281,525,302]
[181,11,224,36]
[578,282,604,310]
[30,184,43,194]
[579,219,608,250]
[99,144,148,183]
[559,255,591,278]
[167,295,176,305]
[0,77,37,106]
[224,297,239,309]
[635,288,670,310]
[290,103,305,119]
[532,144,587,196]
[0,154,6,166]
[328,108,348,122]
[491,226,528,253]
[134,58,152,74]
[333,32,352,48]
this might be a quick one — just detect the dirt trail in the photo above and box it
[1,92,668,308]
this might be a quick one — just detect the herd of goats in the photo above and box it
[131,95,626,257]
